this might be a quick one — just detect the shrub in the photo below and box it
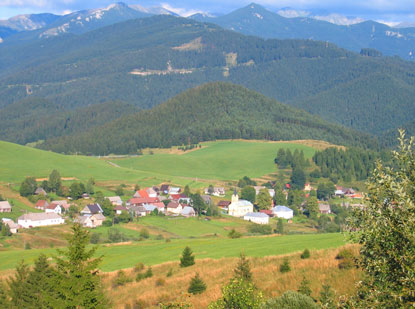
[228,229,242,239]
[188,273,207,295]
[139,228,150,239]
[134,263,145,272]
[263,291,319,308]
[132,299,147,309]
[156,234,164,240]
[136,273,145,282]
[247,224,272,235]
[300,249,310,259]
[102,219,113,227]
[280,258,291,273]
[165,238,171,243]
[166,268,173,277]
[336,249,355,270]
[156,278,166,287]
[144,267,153,278]
[90,233,101,244]
[298,276,312,296]
[24,243,31,250]
[180,246,195,267]
[114,270,132,287]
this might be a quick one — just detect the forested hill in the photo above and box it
[1,14,415,140]
[38,83,377,155]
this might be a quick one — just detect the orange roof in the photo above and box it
[135,190,149,198]
[129,197,159,205]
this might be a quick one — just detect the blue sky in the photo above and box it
[1,0,414,23]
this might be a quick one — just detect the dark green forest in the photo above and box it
[38,82,377,155]
[0,15,414,146]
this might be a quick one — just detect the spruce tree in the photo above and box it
[298,276,312,296]
[54,223,106,308]
[319,284,335,309]
[180,246,195,267]
[233,253,252,282]
[188,273,207,295]
[7,260,30,308]
[279,258,291,273]
[300,249,310,259]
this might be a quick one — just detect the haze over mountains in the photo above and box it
[0,3,414,153]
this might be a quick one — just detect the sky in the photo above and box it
[1,0,414,24]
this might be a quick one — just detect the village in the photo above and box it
[0,174,364,236]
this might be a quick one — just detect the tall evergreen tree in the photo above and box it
[290,167,306,190]
[7,260,30,308]
[180,246,195,268]
[234,253,252,282]
[54,224,106,308]
[188,273,207,295]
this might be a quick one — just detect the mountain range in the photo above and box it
[0,14,414,147]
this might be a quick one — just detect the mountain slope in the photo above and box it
[0,15,414,139]
[191,3,415,60]
[0,13,60,31]
[38,82,377,155]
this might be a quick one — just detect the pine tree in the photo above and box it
[279,258,291,273]
[319,284,335,309]
[7,260,30,308]
[180,246,195,267]
[188,273,207,295]
[300,249,310,259]
[0,281,9,308]
[54,223,106,308]
[298,276,312,296]
[234,253,252,282]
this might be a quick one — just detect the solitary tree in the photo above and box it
[234,253,252,282]
[180,246,195,267]
[48,170,62,193]
[188,273,206,295]
[347,131,415,307]
[298,276,312,296]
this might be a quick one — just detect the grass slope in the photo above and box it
[0,139,316,185]
[0,233,345,271]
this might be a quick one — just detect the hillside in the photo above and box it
[38,82,377,155]
[0,15,414,142]
[191,3,415,60]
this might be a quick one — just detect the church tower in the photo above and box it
[231,188,239,204]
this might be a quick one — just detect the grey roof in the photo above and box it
[244,212,269,218]
[129,206,146,212]
[0,201,12,209]
[181,206,195,215]
[143,204,156,211]
[18,212,62,221]
[273,206,293,212]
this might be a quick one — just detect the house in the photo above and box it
[318,203,331,214]
[259,209,273,217]
[1,218,20,234]
[181,206,196,217]
[272,206,294,219]
[129,206,147,217]
[178,194,191,205]
[114,205,127,215]
[160,184,170,195]
[76,213,105,228]
[142,204,157,214]
[217,200,231,208]
[50,200,70,211]
[80,203,103,216]
[168,187,181,195]
[45,203,63,214]
[35,200,49,210]
[82,193,90,199]
[152,202,166,213]
[304,183,314,191]
[228,190,253,217]
[166,201,183,215]
[133,189,149,198]
[204,187,226,196]
[18,213,64,228]
[0,201,12,213]
[106,196,123,207]
[244,212,269,224]
[34,187,47,196]
[146,187,158,198]
[126,197,160,207]
[201,195,212,205]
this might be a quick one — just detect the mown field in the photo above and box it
[0,232,345,272]
[0,140,318,187]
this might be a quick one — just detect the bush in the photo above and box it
[165,238,171,243]
[156,278,166,287]
[144,267,153,278]
[136,273,145,282]
[336,249,355,270]
[166,268,173,277]
[90,233,101,244]
[139,228,150,239]
[102,219,113,227]
[188,273,206,295]
[114,270,132,287]
[134,263,145,272]
[300,249,310,259]
[228,228,242,239]
[156,234,164,240]
[107,228,129,243]
[247,224,272,235]
[24,243,31,250]
[280,258,291,273]
[263,291,319,308]
[180,246,195,267]
[132,299,147,309]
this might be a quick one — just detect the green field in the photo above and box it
[0,233,345,272]
[114,141,315,181]
[0,140,316,186]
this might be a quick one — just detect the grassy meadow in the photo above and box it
[0,140,318,187]
[104,245,360,308]
[0,232,345,272]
